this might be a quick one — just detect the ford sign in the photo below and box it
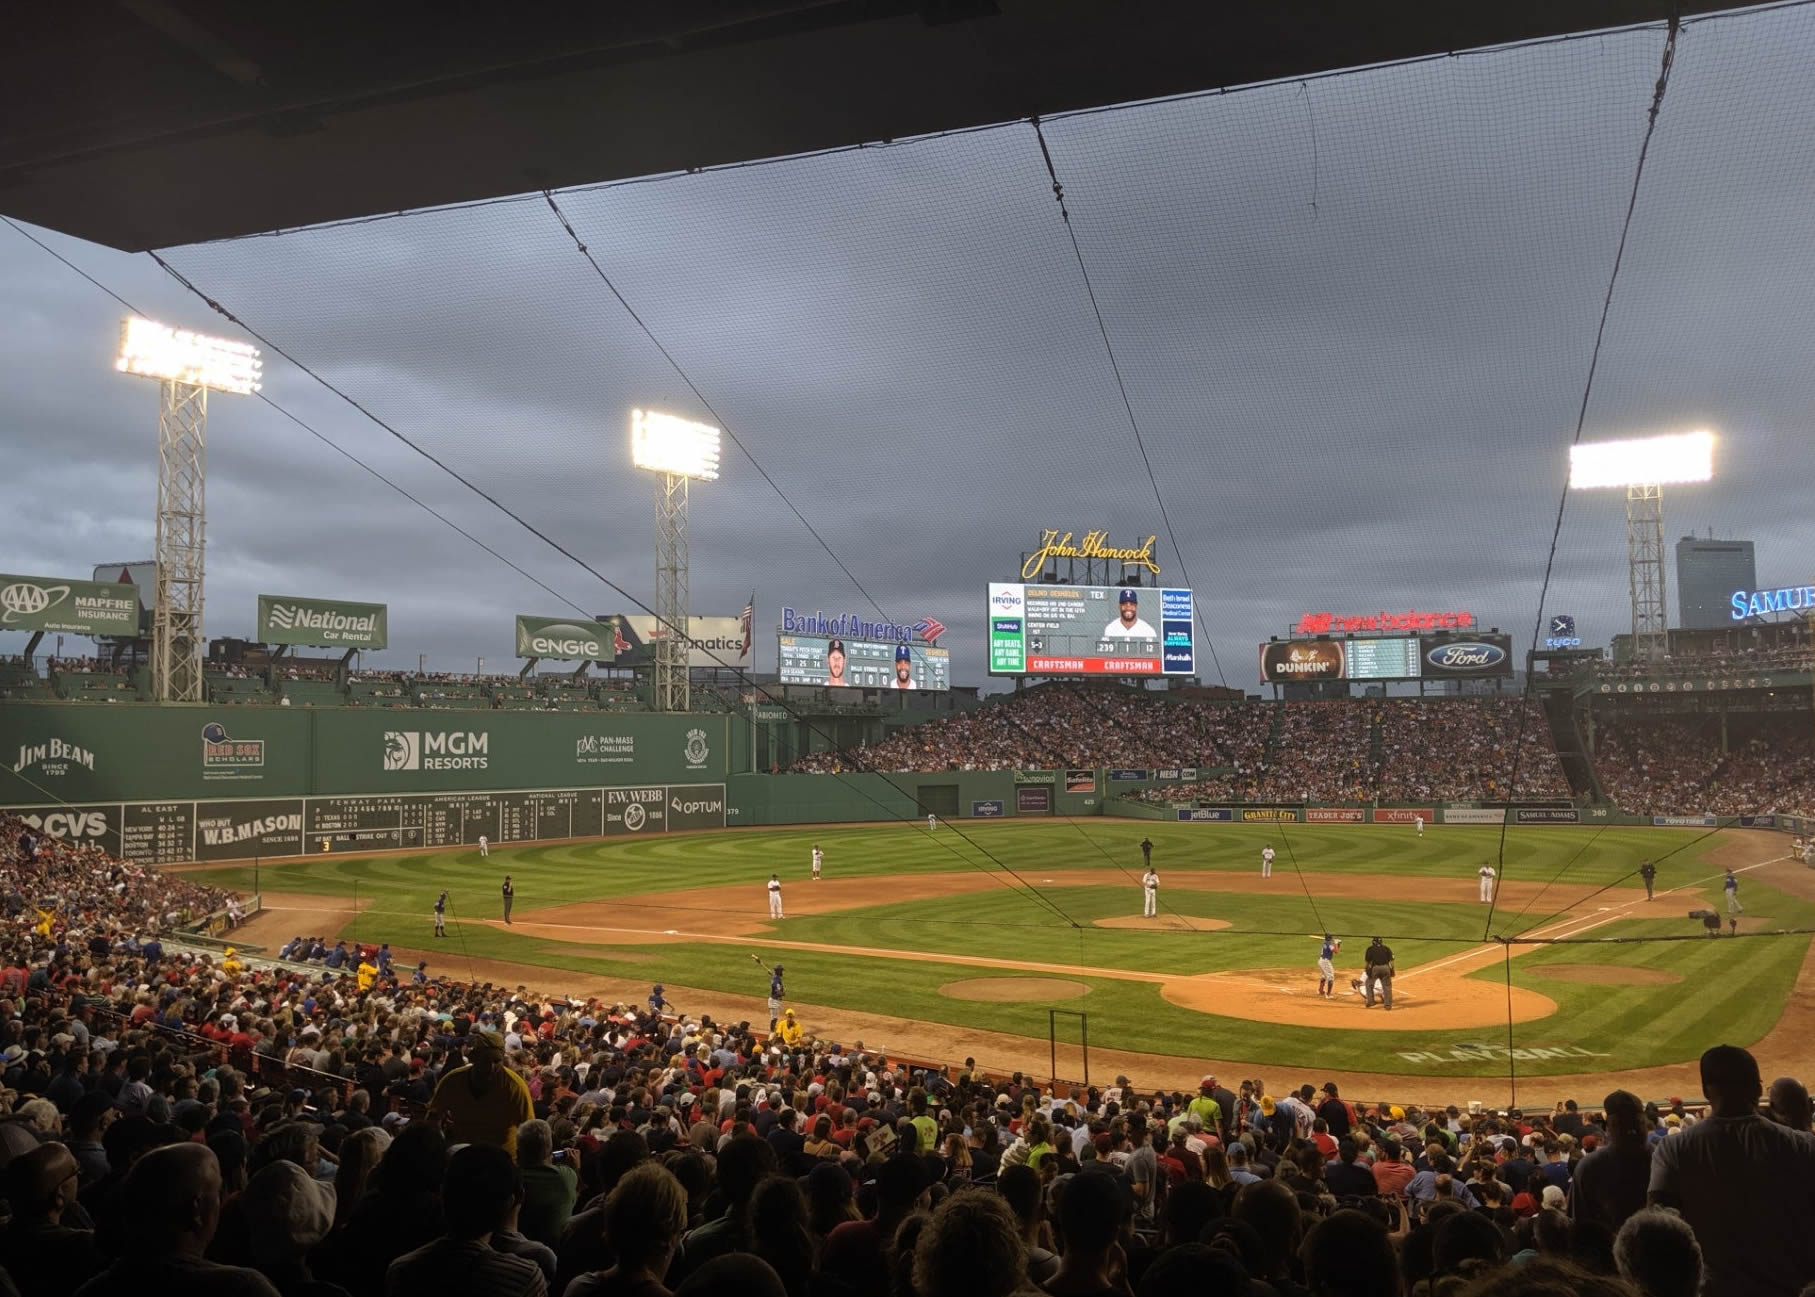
[1421,636,1512,677]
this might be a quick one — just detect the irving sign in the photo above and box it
[515,615,615,662]
[257,594,388,649]
[1021,530,1160,581]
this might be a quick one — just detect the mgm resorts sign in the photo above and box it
[1021,530,1160,581]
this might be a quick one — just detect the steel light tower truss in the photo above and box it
[1625,483,1669,663]
[652,470,691,713]
[153,380,209,701]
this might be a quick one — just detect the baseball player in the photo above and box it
[478,834,489,858]
[767,873,784,919]
[501,875,514,924]
[1639,859,1657,900]
[1414,814,1424,838]
[756,959,785,1030]
[1316,933,1341,998]
[1140,837,1153,865]
[1142,866,1159,918]
[927,812,937,832]
[1478,862,1497,903]
[1724,868,1743,915]
[1260,845,1274,878]
[811,844,823,881]
[649,983,670,1016]
[434,890,447,938]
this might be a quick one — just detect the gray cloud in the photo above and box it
[4,9,1813,687]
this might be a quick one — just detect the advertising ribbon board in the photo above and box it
[0,573,139,637]
[971,799,1005,817]
[1374,808,1434,824]
[515,615,616,662]
[1012,770,1056,783]
[1177,807,1233,822]
[1065,769,1098,794]
[1107,769,1149,781]
[1305,808,1365,823]
[1016,786,1052,814]
[1515,808,1581,824]
[1242,808,1301,822]
[1442,808,1508,825]
[258,594,388,649]
[1652,814,1716,827]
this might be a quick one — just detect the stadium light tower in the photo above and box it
[115,316,262,702]
[1569,429,1714,663]
[631,409,721,712]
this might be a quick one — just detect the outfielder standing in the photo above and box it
[1725,868,1743,915]
[768,873,785,918]
[1478,862,1497,903]
[501,874,514,924]
[478,834,489,858]
[1414,814,1424,838]
[1142,866,1159,918]
[1316,933,1341,998]
[927,812,937,832]
[811,844,823,881]
[1261,845,1275,878]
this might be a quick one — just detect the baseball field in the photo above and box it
[191,820,1815,1103]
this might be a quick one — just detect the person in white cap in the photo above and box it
[767,873,784,919]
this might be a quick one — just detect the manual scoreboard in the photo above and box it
[987,582,1195,677]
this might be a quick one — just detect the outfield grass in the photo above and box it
[189,821,1806,1077]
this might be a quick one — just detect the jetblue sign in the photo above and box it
[1731,584,1815,620]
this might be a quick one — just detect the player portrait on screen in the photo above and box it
[894,644,916,689]
[1102,587,1158,639]
[825,638,849,688]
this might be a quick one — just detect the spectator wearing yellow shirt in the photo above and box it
[428,1029,534,1154]
[355,956,378,993]
[908,1087,939,1154]
[221,947,243,977]
[774,1009,804,1048]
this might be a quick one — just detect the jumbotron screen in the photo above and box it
[988,583,1195,676]
[777,634,951,691]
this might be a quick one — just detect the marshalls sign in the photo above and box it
[515,615,616,662]
[257,594,388,648]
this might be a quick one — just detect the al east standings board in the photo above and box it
[988,583,1194,677]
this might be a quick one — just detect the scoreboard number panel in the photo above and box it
[986,583,1195,677]
[778,634,950,691]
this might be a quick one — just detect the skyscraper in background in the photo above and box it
[1676,536,1756,628]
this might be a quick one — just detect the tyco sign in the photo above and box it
[258,594,388,648]
[515,615,615,662]
[0,573,139,637]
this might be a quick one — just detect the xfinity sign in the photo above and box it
[515,615,615,662]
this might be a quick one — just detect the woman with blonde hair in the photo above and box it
[1203,1143,1231,1189]
[567,1161,689,1297]
[333,1126,392,1225]
[944,1133,973,1183]
[804,1113,840,1160]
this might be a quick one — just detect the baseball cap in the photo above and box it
[1118,588,1138,604]
[894,644,911,662]
[1511,1192,1539,1217]
[827,638,845,654]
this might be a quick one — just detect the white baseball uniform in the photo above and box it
[1478,864,1496,902]
[1261,847,1274,878]
[768,877,784,918]
[1142,869,1159,917]
[478,835,489,857]
[1414,816,1423,837]
[811,847,823,879]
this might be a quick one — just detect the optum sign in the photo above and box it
[515,615,616,662]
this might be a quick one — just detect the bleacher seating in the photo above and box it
[52,667,139,701]
[0,660,55,701]
[277,679,347,707]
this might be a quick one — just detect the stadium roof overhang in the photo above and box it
[3,1,1738,252]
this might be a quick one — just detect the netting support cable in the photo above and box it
[1482,15,1680,940]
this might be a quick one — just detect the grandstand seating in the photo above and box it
[50,666,139,701]
[277,679,348,707]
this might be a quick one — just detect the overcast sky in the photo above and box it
[4,7,1813,690]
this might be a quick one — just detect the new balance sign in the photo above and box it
[515,615,615,662]
[258,594,388,648]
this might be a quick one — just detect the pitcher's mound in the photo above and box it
[1094,915,1231,932]
[940,977,1090,1003]
[1536,964,1682,986]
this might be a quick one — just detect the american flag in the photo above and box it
[916,616,946,644]
[739,594,755,662]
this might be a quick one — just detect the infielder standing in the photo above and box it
[1142,866,1159,918]
[767,873,785,918]
[1478,862,1497,903]
[478,834,489,858]
[434,890,448,938]
[811,844,823,881]
[1414,814,1424,838]
[501,874,514,924]
[1725,868,1743,914]
[1316,933,1341,998]
[1260,845,1275,878]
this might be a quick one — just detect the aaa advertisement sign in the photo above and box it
[0,573,139,637]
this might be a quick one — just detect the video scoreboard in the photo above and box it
[777,634,951,691]
[987,583,1196,677]
[1258,632,1513,683]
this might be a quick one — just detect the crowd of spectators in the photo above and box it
[1590,712,1815,819]
[6,796,1815,1293]
[792,686,1272,775]
[1375,700,1569,803]
[1591,643,1815,680]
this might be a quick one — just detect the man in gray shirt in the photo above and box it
[1650,1044,1815,1297]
